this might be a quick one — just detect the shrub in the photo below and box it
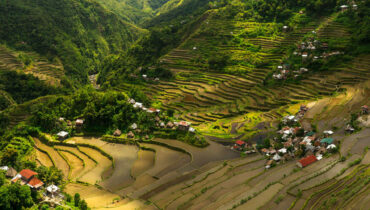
[74,193,80,207]
[274,195,284,204]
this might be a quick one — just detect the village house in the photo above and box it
[113,129,122,137]
[76,119,84,127]
[166,121,174,129]
[362,105,368,114]
[265,160,274,169]
[128,98,136,104]
[57,131,69,140]
[133,102,143,109]
[302,52,308,60]
[296,155,317,168]
[131,123,138,130]
[178,121,191,131]
[147,108,160,114]
[345,124,355,133]
[326,144,337,151]
[0,166,17,178]
[320,137,334,146]
[46,184,60,198]
[12,169,44,190]
[340,5,349,12]
[283,25,288,32]
[323,130,334,137]
[233,140,246,150]
[127,131,135,139]
[273,153,281,161]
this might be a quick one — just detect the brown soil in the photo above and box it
[69,137,139,192]
[236,183,284,210]
[64,183,120,208]
[78,146,112,184]
[131,150,155,178]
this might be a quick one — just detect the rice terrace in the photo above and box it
[0,0,369,210]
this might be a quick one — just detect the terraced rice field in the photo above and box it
[54,146,97,181]
[34,148,54,167]
[34,138,70,178]
[0,46,64,85]
[78,146,112,184]
[145,14,367,133]
[68,137,139,191]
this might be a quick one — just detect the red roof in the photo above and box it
[179,121,190,126]
[235,140,245,146]
[28,177,44,188]
[362,105,368,109]
[298,155,317,167]
[20,169,38,180]
[148,108,157,112]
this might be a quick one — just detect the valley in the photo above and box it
[0,0,369,209]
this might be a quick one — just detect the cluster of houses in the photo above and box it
[128,98,161,114]
[346,105,369,132]
[56,118,84,140]
[0,167,63,206]
[141,74,160,82]
[1,167,61,197]
[273,27,345,80]
[231,140,256,154]
[258,105,338,169]
[340,3,358,12]
[161,120,196,133]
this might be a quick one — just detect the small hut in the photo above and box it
[340,5,348,12]
[76,119,84,127]
[46,185,60,198]
[113,129,122,137]
[57,131,69,140]
[127,131,135,139]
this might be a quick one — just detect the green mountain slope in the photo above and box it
[0,0,145,83]
[94,0,170,24]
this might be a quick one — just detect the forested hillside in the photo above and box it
[0,0,144,83]
[94,0,170,24]
[0,0,369,209]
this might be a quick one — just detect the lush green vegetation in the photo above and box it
[0,0,143,83]
[93,0,170,24]
[0,71,60,105]
[29,89,155,133]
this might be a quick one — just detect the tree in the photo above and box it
[0,183,34,210]
[208,54,230,71]
[36,166,63,185]
[79,199,88,210]
[0,171,5,187]
[1,147,18,166]
[74,193,80,207]
[41,204,50,210]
